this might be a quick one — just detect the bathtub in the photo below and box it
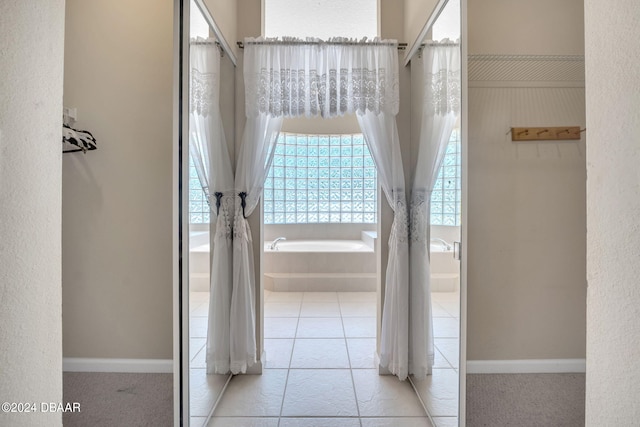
[191,230,458,293]
[189,231,210,292]
[429,244,460,292]
[264,239,372,253]
[263,233,376,292]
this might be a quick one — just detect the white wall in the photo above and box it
[584,0,640,423]
[466,0,587,362]
[62,0,174,360]
[0,1,65,426]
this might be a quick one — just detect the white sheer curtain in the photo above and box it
[234,37,411,378]
[356,111,409,379]
[189,38,235,374]
[230,112,283,373]
[409,40,461,379]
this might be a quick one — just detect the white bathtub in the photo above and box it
[263,235,376,292]
[191,230,458,292]
[264,239,373,253]
[189,231,210,292]
[429,244,460,292]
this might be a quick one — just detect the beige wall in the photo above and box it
[468,0,584,55]
[584,0,640,423]
[404,0,440,50]
[203,0,238,57]
[0,2,65,425]
[466,0,587,362]
[62,0,174,359]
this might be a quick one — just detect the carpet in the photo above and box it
[63,372,173,427]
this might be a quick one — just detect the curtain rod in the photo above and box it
[190,40,225,57]
[191,40,221,46]
[421,41,460,47]
[237,41,407,50]
[192,0,237,65]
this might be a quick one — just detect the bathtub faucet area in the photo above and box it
[430,237,452,251]
[269,237,287,250]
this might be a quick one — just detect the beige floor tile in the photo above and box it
[433,318,459,338]
[264,317,298,338]
[189,369,230,417]
[346,338,377,369]
[264,302,302,317]
[215,369,288,417]
[191,344,206,369]
[290,339,350,369]
[207,417,279,427]
[266,291,304,303]
[435,338,459,369]
[280,417,360,427]
[190,416,208,427]
[352,369,426,417]
[264,338,294,369]
[433,416,458,427]
[432,301,453,318]
[190,317,208,339]
[190,291,210,304]
[433,347,453,369]
[340,301,376,317]
[342,317,376,338]
[412,368,459,417]
[299,301,341,317]
[296,317,344,338]
[303,291,339,302]
[190,338,206,361]
[337,291,376,302]
[192,302,210,317]
[439,301,460,317]
[281,369,358,416]
[360,417,434,427]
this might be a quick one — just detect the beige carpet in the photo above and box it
[63,372,173,427]
[466,373,585,427]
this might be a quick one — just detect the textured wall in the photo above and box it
[467,85,586,360]
[62,0,174,359]
[584,0,640,423]
[467,0,584,55]
[466,0,587,363]
[0,1,65,426]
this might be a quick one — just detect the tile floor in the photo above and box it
[190,290,459,427]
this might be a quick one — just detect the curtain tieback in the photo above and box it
[238,192,247,218]
[214,192,224,215]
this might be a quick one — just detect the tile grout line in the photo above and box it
[339,295,363,426]
[276,301,301,427]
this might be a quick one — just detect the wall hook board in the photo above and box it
[510,126,582,141]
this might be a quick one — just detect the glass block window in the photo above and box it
[264,133,377,224]
[189,156,210,224]
[430,129,461,226]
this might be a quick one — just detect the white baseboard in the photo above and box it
[63,358,173,373]
[467,359,586,374]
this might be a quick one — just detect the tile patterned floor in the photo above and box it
[190,291,459,427]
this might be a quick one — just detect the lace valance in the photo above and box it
[190,38,221,116]
[422,40,461,116]
[243,37,400,118]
